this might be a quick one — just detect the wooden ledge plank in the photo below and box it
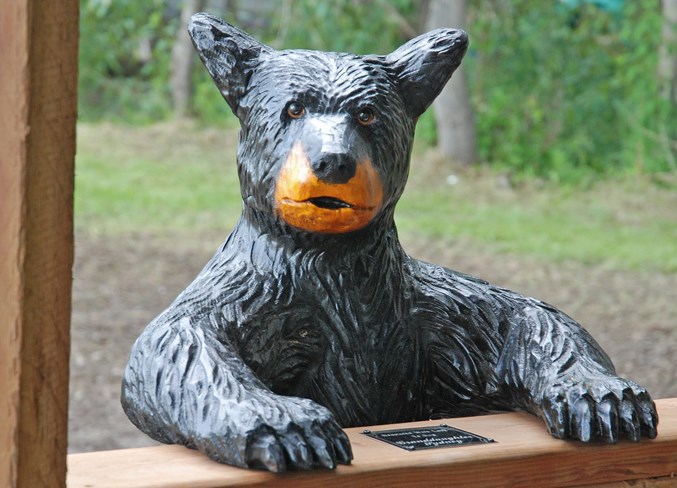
[67,398,677,488]
[585,477,677,488]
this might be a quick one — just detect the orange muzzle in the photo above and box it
[275,142,383,234]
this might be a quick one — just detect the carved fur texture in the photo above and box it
[122,13,658,472]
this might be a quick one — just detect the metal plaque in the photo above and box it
[361,424,495,451]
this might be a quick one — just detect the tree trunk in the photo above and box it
[658,0,677,105]
[170,0,206,117]
[426,0,478,165]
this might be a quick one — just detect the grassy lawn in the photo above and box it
[75,122,677,273]
[76,122,242,234]
[398,158,677,272]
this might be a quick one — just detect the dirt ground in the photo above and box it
[68,230,677,453]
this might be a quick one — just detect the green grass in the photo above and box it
[75,122,677,273]
[397,177,677,272]
[76,121,242,234]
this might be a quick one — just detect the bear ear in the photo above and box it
[386,28,468,119]
[189,13,271,114]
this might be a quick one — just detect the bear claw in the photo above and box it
[541,377,658,443]
[242,417,352,472]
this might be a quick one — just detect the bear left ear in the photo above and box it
[189,13,271,115]
[386,29,468,119]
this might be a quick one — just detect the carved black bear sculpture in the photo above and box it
[122,13,658,472]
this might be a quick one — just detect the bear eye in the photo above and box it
[357,108,376,126]
[286,102,305,119]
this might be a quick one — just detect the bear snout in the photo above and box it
[274,142,384,234]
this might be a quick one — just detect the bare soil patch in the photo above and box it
[69,231,677,452]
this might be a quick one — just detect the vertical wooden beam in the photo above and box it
[0,1,79,487]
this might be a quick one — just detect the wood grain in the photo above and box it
[0,1,78,487]
[68,398,677,488]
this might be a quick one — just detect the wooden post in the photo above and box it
[0,1,79,487]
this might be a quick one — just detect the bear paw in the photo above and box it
[196,394,352,472]
[539,375,658,443]
[244,416,352,472]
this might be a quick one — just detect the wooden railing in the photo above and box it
[3,3,675,487]
[67,398,677,488]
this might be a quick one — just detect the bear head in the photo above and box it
[189,13,467,237]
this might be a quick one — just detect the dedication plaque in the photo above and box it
[361,424,495,451]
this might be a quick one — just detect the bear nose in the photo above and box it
[311,153,357,184]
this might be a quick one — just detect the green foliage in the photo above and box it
[79,0,178,122]
[191,68,236,124]
[78,0,675,181]
[273,0,416,54]
[467,0,675,181]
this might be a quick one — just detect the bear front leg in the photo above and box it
[121,315,352,471]
[498,302,658,443]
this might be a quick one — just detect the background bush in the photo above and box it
[79,0,178,122]
[79,0,676,182]
[469,0,675,182]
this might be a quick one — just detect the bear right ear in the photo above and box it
[189,13,271,114]
[386,28,468,119]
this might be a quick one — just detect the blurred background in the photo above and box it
[71,0,677,453]
[79,0,677,180]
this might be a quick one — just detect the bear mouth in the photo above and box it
[307,196,353,210]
